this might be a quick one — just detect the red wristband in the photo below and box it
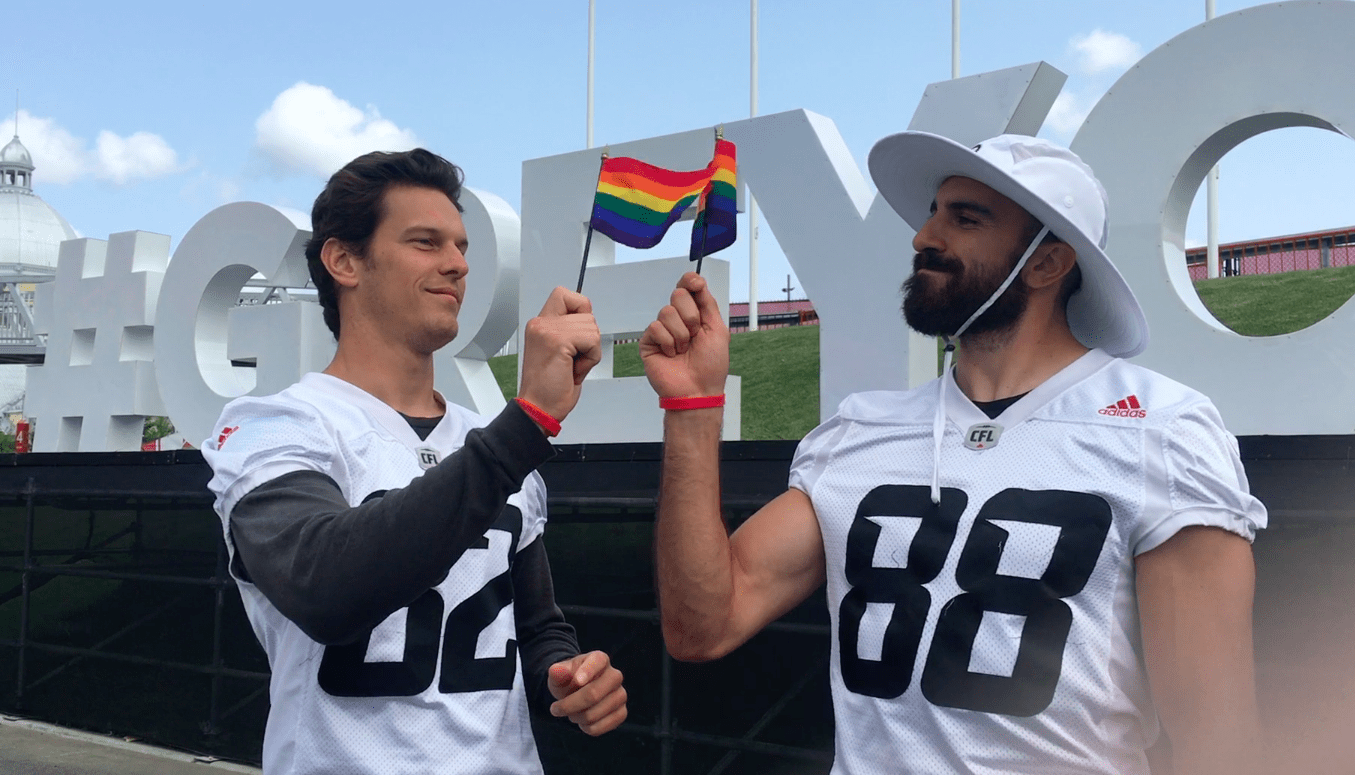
[659,394,726,411]
[514,398,562,437]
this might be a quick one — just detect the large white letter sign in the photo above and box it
[27,231,169,451]
[433,188,521,416]
[154,203,326,446]
[521,131,741,444]
[1071,0,1355,436]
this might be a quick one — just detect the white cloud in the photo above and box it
[94,130,184,184]
[1045,92,1090,138]
[1069,29,1143,75]
[1,110,186,185]
[254,83,419,177]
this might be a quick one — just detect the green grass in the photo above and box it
[1194,264,1355,336]
[485,266,1355,439]
[489,324,821,440]
[727,325,821,439]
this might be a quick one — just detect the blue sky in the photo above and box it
[6,0,1354,302]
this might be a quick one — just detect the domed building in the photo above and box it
[0,133,77,273]
[0,131,79,425]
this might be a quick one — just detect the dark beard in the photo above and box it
[901,247,1030,337]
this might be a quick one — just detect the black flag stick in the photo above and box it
[692,127,722,277]
[576,148,609,293]
[694,217,709,277]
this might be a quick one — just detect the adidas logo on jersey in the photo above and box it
[1098,395,1146,418]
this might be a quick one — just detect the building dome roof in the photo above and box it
[0,193,77,272]
[0,136,34,170]
[0,135,76,274]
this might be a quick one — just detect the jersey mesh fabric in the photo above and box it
[203,373,548,775]
[788,350,1266,775]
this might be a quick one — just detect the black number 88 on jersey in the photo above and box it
[839,485,1112,716]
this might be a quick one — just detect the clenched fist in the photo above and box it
[640,272,730,400]
[518,287,602,425]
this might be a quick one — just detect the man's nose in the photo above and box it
[912,214,944,254]
[445,245,469,279]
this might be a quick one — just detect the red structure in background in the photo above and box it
[14,421,30,453]
[728,299,818,333]
[1187,227,1355,280]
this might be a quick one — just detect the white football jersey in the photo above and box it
[203,372,549,775]
[788,349,1266,775]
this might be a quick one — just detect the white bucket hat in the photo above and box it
[868,131,1148,359]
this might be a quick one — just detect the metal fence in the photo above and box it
[0,445,833,774]
[6,439,1355,772]
[1187,228,1355,280]
[0,464,270,759]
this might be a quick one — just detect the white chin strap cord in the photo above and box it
[929,226,1049,504]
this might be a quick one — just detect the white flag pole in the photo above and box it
[1206,0,1221,278]
[748,0,760,331]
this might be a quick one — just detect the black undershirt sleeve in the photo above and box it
[228,402,558,646]
[513,537,581,716]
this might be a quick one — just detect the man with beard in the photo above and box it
[639,134,1266,775]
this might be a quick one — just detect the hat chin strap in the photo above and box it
[930,226,1049,505]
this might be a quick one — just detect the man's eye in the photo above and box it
[415,238,434,246]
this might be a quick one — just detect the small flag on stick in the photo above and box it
[577,133,737,290]
[689,137,737,273]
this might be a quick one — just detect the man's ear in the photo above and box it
[1023,242,1078,292]
[321,238,361,289]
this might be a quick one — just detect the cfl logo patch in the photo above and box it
[964,423,1003,451]
[416,447,441,470]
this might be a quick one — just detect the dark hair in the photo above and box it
[1021,217,1083,311]
[305,148,465,338]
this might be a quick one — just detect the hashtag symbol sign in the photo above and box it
[27,231,170,451]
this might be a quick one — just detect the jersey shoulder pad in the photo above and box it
[1047,358,1212,431]
[203,387,340,516]
[835,383,939,426]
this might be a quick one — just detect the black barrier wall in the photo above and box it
[0,440,1352,773]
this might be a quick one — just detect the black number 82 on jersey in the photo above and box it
[316,503,523,698]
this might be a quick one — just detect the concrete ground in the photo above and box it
[0,716,260,775]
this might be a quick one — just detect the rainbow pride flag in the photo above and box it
[589,139,737,252]
[690,140,737,261]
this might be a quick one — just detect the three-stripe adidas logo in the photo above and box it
[1098,395,1146,418]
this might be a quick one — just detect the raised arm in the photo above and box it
[1136,525,1263,775]
[221,286,602,645]
[642,273,826,662]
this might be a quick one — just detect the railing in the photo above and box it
[0,282,44,355]
[0,465,268,763]
[1187,229,1355,280]
[0,446,834,774]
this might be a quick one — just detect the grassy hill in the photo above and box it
[1193,264,1355,335]
[490,266,1355,440]
[490,324,821,440]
